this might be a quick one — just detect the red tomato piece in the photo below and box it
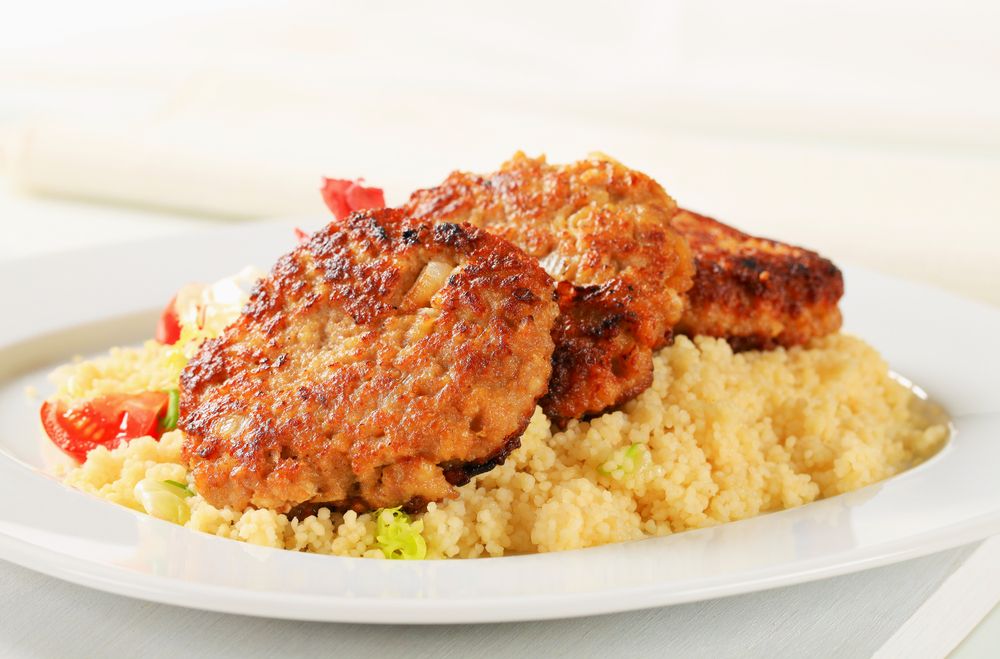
[40,392,170,462]
[321,179,351,219]
[344,183,385,213]
[156,295,182,344]
[320,178,385,220]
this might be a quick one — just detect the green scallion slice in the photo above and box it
[160,389,180,432]
[162,479,193,497]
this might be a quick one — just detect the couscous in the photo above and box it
[58,326,947,558]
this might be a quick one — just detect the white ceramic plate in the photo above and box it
[1,220,998,624]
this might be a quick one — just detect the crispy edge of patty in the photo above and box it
[405,153,694,425]
[672,209,844,350]
[179,209,559,514]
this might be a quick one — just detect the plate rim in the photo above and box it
[1,220,999,624]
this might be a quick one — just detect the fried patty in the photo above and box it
[672,210,844,350]
[179,210,558,514]
[405,153,693,425]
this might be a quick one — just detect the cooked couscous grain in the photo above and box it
[60,333,947,558]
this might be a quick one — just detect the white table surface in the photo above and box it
[0,545,982,659]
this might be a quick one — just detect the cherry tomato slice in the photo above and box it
[320,178,385,220]
[156,295,182,345]
[40,392,170,462]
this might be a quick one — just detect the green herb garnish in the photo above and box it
[159,389,180,432]
[162,479,193,497]
[134,478,191,524]
[375,507,427,560]
[598,443,647,478]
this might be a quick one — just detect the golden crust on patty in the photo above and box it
[179,210,558,514]
[672,209,844,350]
[405,153,693,425]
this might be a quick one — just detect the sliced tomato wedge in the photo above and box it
[156,294,182,345]
[320,178,385,220]
[41,392,170,462]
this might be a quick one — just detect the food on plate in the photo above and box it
[155,297,183,345]
[179,209,558,514]
[405,152,694,425]
[61,332,947,557]
[44,151,949,560]
[672,210,844,350]
[40,390,175,462]
[320,178,386,220]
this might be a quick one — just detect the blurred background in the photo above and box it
[1,0,998,303]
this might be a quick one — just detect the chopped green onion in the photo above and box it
[375,507,427,560]
[163,479,193,497]
[598,443,647,478]
[134,478,191,524]
[159,389,180,432]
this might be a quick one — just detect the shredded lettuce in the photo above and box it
[134,478,192,524]
[598,443,648,479]
[375,507,427,560]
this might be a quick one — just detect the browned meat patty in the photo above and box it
[405,153,693,426]
[672,209,844,350]
[179,209,559,514]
